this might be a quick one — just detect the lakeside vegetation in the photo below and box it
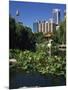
[9,16,66,77]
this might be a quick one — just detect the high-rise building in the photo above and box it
[33,19,56,33]
[33,22,39,32]
[42,21,45,32]
[52,9,60,25]
[49,18,56,32]
[38,21,42,32]
[44,21,47,33]
[45,21,48,33]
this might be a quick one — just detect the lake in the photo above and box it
[9,70,66,89]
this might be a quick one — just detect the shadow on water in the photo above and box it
[9,70,66,89]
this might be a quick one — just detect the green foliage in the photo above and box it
[34,32,45,44]
[9,16,36,51]
[9,48,66,77]
[9,16,16,49]
[52,19,66,44]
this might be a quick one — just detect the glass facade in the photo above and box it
[33,22,38,32]
[53,9,60,25]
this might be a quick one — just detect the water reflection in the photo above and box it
[9,70,66,89]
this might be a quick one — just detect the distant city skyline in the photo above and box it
[9,1,66,32]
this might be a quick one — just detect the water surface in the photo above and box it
[9,70,66,89]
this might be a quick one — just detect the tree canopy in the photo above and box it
[52,19,66,44]
[9,16,36,51]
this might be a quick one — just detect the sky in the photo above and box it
[9,1,66,32]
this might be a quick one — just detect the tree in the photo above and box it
[52,19,66,44]
[34,32,45,44]
[15,21,36,51]
[9,16,16,49]
[9,16,36,51]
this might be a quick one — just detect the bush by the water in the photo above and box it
[9,47,66,77]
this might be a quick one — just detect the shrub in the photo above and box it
[9,49,66,77]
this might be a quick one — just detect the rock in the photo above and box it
[9,59,17,64]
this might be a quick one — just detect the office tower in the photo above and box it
[52,9,60,25]
[42,20,46,32]
[38,21,42,32]
[42,21,44,32]
[49,18,56,33]
[45,21,48,33]
[33,22,39,32]
[44,21,46,33]
[48,22,51,32]
[33,19,56,33]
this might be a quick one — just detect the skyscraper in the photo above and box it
[33,19,56,33]
[33,22,39,32]
[45,21,49,33]
[38,21,42,32]
[49,18,56,33]
[52,9,60,25]
[42,20,46,32]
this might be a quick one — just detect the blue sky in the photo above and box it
[9,1,66,31]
